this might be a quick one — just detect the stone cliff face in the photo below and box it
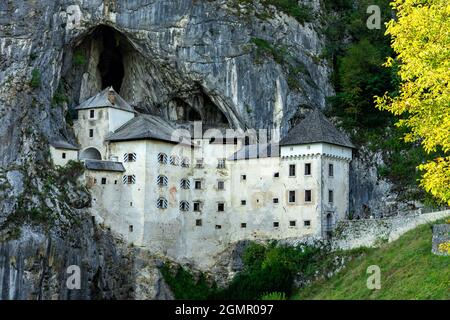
[0,0,333,167]
[0,0,399,299]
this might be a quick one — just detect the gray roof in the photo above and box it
[279,109,355,148]
[49,139,79,150]
[229,143,279,161]
[105,114,193,145]
[75,87,136,113]
[84,160,125,172]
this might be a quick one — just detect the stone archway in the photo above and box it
[80,147,102,160]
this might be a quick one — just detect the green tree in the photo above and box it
[376,0,450,205]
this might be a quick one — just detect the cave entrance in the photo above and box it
[96,26,125,92]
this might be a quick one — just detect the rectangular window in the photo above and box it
[129,225,133,232]
[217,158,226,169]
[329,190,334,203]
[273,198,279,204]
[62,152,66,159]
[304,220,311,227]
[329,163,334,177]
[196,158,204,168]
[217,180,225,190]
[305,190,312,202]
[289,164,296,177]
[217,202,225,212]
[90,110,95,118]
[290,221,296,227]
[193,202,201,212]
[215,225,222,229]
[241,174,247,181]
[241,200,247,206]
[194,180,202,190]
[114,180,117,185]
[241,223,247,228]
[288,190,296,203]
[196,219,202,226]
[274,172,279,178]
[273,222,279,228]
[89,129,94,138]
[305,163,311,175]
[101,178,107,185]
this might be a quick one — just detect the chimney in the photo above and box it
[108,87,116,105]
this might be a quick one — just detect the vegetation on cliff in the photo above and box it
[321,0,446,206]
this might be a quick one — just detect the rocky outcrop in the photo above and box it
[0,222,173,300]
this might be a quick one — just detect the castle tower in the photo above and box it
[73,87,136,160]
[279,108,355,238]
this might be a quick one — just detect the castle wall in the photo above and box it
[84,137,352,268]
[49,146,78,167]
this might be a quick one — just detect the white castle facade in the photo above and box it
[50,88,354,267]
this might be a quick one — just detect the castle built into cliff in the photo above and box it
[50,87,355,266]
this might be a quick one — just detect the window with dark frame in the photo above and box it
[215,225,222,229]
[305,190,312,202]
[101,177,107,185]
[217,202,225,212]
[193,202,201,212]
[129,225,133,232]
[329,163,334,177]
[241,174,247,181]
[289,164,296,177]
[196,219,202,226]
[194,180,202,190]
[304,220,311,227]
[273,222,279,228]
[241,200,246,205]
[305,163,311,175]
[329,190,334,203]
[273,198,279,204]
[274,172,279,178]
[288,190,296,203]
[290,221,296,227]
[217,158,226,169]
[90,110,95,118]
[241,223,247,228]
[217,180,225,190]
[89,129,93,138]
[62,152,66,159]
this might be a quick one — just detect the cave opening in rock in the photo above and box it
[96,26,125,92]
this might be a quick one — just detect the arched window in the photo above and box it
[157,197,168,209]
[157,153,168,164]
[170,155,179,166]
[181,157,190,168]
[157,175,168,187]
[179,200,190,212]
[180,178,190,189]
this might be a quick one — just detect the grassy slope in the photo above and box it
[293,220,450,300]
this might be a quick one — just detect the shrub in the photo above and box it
[30,68,41,88]
[261,292,287,300]
[73,51,87,66]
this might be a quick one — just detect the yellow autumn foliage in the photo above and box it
[376,0,450,205]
